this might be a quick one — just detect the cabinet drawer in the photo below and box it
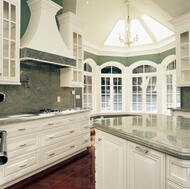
[4,122,39,137]
[78,133,90,150]
[7,133,40,159]
[42,125,77,147]
[41,116,77,130]
[78,121,91,134]
[166,155,190,187]
[41,138,77,166]
[3,151,40,183]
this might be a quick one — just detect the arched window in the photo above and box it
[83,63,93,109]
[131,63,157,112]
[101,64,124,112]
[164,59,180,113]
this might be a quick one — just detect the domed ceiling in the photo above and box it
[65,0,190,55]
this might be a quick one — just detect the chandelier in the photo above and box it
[119,0,138,47]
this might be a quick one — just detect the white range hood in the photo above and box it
[20,0,75,67]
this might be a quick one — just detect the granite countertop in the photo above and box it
[0,109,89,126]
[93,114,190,160]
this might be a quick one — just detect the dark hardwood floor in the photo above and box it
[6,134,95,189]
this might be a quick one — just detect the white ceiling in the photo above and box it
[73,0,190,55]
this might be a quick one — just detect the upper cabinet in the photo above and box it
[172,12,190,87]
[0,0,20,85]
[58,12,84,88]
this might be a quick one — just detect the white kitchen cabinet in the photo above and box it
[41,125,77,147]
[0,0,20,85]
[128,141,165,189]
[166,155,190,188]
[41,138,78,166]
[0,110,91,188]
[7,133,40,159]
[2,150,40,185]
[59,12,84,88]
[172,13,190,86]
[95,129,165,189]
[95,130,127,189]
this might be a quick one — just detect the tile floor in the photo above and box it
[6,133,95,189]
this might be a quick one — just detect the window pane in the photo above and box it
[101,66,111,74]
[145,65,156,73]
[112,66,121,74]
[133,65,143,73]
[84,63,92,72]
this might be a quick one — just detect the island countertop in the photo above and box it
[93,114,190,160]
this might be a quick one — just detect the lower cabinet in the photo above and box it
[41,138,78,166]
[95,130,127,189]
[166,155,190,189]
[0,111,91,188]
[95,129,190,189]
[2,150,40,185]
[95,130,165,189]
[128,142,165,189]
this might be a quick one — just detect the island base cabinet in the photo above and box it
[95,130,127,189]
[166,155,190,188]
[128,142,165,189]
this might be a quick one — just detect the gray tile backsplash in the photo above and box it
[0,61,75,116]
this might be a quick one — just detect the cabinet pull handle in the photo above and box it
[18,128,26,131]
[84,140,89,143]
[69,118,74,121]
[48,123,54,125]
[70,145,75,149]
[98,138,102,141]
[84,126,89,129]
[19,144,26,148]
[49,153,55,157]
[19,164,27,168]
[69,130,75,133]
[135,146,149,154]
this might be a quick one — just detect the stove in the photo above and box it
[39,109,76,114]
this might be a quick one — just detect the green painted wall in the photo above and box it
[84,48,176,66]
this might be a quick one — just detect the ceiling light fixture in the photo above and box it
[119,0,138,47]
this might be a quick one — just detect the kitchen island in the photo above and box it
[93,114,190,189]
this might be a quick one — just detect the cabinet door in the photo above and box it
[2,150,40,184]
[41,138,77,166]
[128,142,165,189]
[77,133,90,150]
[176,30,190,86]
[0,0,20,85]
[96,131,127,189]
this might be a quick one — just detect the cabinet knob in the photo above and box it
[98,138,102,141]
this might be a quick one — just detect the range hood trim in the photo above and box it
[20,47,76,67]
